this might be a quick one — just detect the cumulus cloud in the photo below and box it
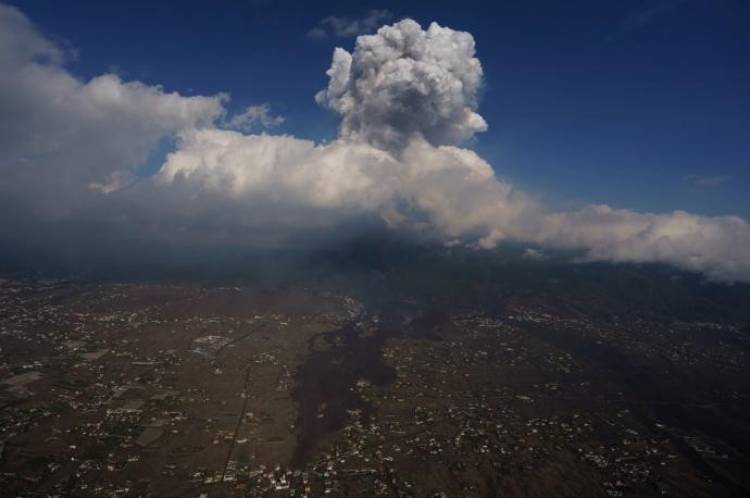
[308,9,392,39]
[0,3,225,215]
[225,103,284,132]
[2,5,750,283]
[533,207,750,282]
[315,19,487,152]
[154,127,750,281]
[155,129,529,238]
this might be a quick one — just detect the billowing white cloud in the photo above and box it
[534,207,750,282]
[155,130,529,236]
[158,129,396,211]
[2,5,750,283]
[315,19,487,152]
[0,3,225,215]
[155,128,750,282]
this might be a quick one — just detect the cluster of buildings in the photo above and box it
[0,279,746,496]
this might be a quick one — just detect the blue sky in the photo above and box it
[10,0,750,217]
